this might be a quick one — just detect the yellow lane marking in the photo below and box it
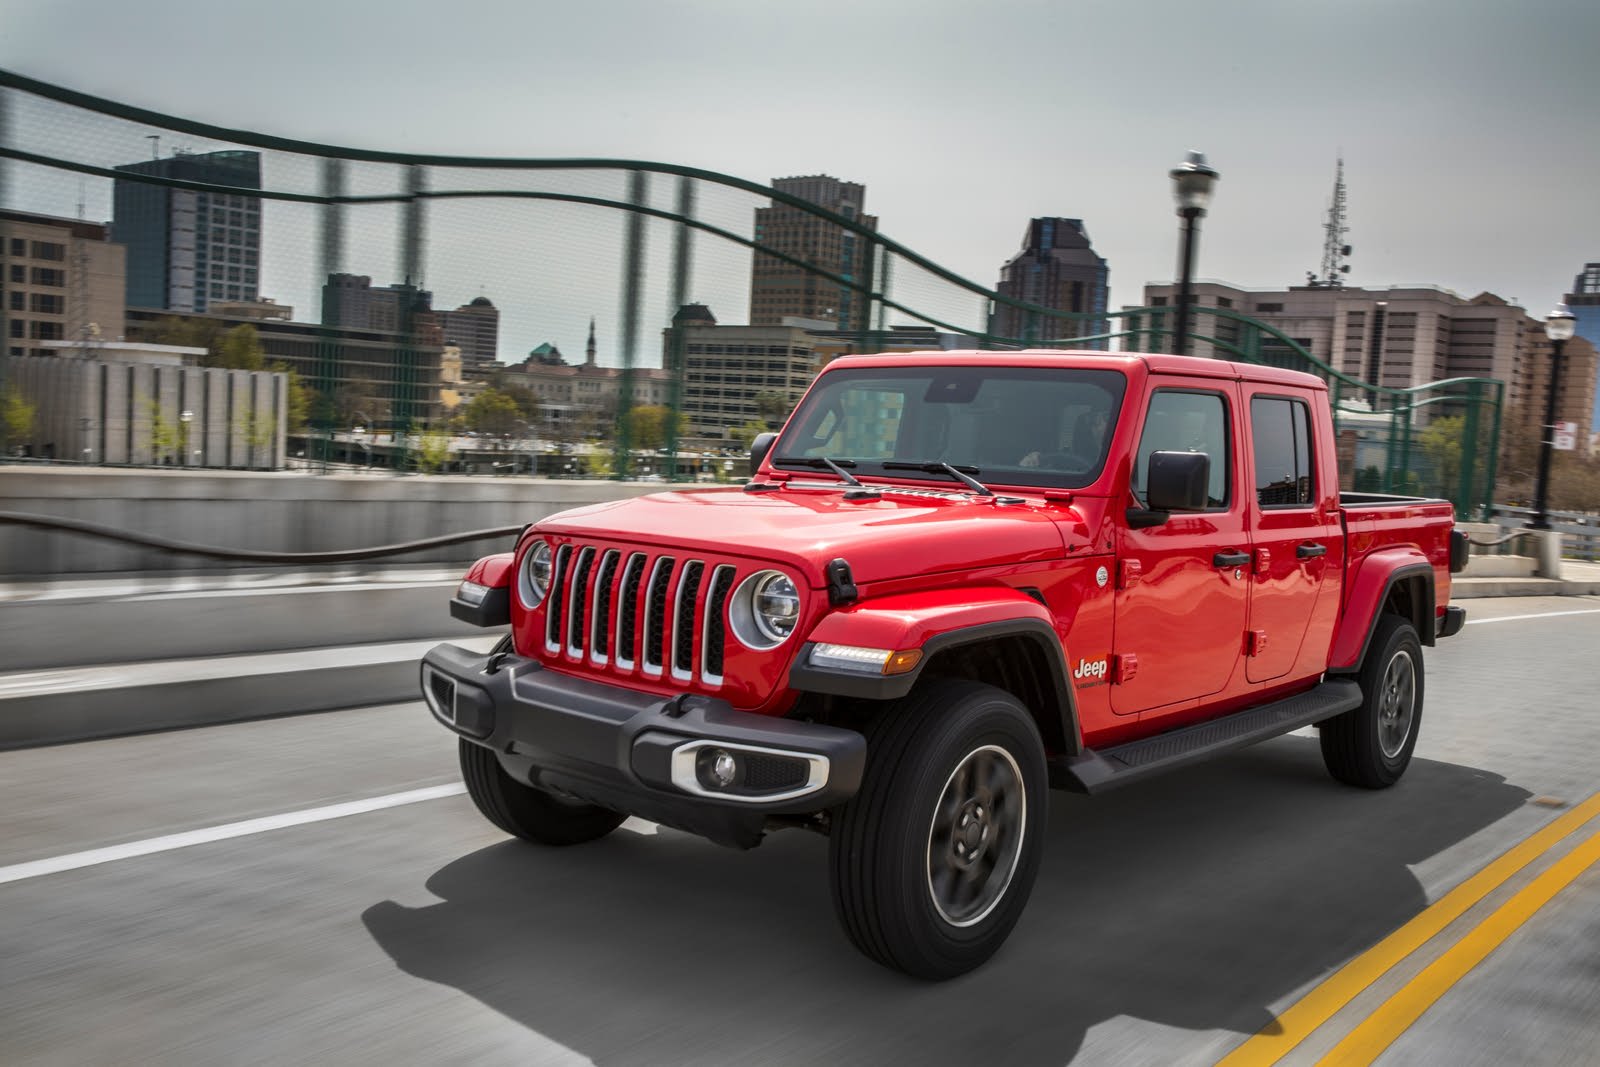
[1316,823,1600,1065]
[1216,791,1600,1066]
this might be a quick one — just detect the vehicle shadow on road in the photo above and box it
[361,738,1528,1066]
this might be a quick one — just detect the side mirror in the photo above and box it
[1145,450,1210,512]
[749,432,777,478]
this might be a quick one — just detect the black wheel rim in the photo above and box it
[925,744,1026,927]
[1377,648,1416,759]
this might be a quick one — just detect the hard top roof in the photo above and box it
[825,349,1328,391]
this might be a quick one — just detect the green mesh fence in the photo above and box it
[0,70,1500,516]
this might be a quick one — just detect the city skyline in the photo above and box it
[2,0,1595,370]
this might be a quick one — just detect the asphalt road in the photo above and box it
[2,595,1598,1066]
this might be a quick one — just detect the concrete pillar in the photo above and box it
[1534,530,1564,579]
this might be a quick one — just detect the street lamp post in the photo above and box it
[1170,150,1219,357]
[1527,302,1576,531]
[179,410,193,467]
[353,410,372,472]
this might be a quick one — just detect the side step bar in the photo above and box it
[1052,679,1362,794]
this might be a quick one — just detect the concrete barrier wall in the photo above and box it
[0,467,674,578]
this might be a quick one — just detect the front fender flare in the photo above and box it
[787,588,1080,755]
[450,552,516,627]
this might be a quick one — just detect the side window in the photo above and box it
[1250,396,1315,507]
[1133,390,1230,508]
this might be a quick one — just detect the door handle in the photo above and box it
[1296,542,1328,559]
[1212,550,1251,568]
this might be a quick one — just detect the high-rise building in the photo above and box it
[1,209,127,357]
[436,296,500,373]
[1137,281,1530,391]
[112,150,262,314]
[991,218,1109,347]
[321,273,432,334]
[1508,329,1596,458]
[750,176,878,332]
[1563,263,1600,430]
[668,304,822,441]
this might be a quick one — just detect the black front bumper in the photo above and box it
[420,643,866,848]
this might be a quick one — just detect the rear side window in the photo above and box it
[1250,396,1314,507]
[1133,390,1230,508]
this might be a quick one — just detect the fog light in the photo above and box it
[697,747,739,789]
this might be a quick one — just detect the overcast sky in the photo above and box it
[4,0,1597,364]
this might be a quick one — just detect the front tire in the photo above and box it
[1321,614,1424,789]
[829,679,1047,980]
[459,739,625,845]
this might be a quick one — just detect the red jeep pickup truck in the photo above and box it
[422,351,1467,979]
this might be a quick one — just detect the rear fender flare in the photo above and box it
[1328,550,1434,673]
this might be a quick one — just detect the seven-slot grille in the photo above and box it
[541,543,740,688]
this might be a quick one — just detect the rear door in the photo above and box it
[1112,380,1250,717]
[1242,388,1342,683]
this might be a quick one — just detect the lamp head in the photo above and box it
[1171,150,1219,214]
[1545,302,1577,343]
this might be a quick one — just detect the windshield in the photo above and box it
[772,365,1127,489]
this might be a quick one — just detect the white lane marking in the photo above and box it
[1466,608,1600,625]
[0,783,467,887]
[0,782,667,887]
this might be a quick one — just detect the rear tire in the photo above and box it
[1321,614,1423,789]
[829,679,1047,980]
[459,739,625,845]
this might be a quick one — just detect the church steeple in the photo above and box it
[585,316,597,367]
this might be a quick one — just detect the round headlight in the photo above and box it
[730,569,801,649]
[518,540,552,609]
[753,572,800,642]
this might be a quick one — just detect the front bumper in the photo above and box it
[1436,605,1466,639]
[420,642,866,848]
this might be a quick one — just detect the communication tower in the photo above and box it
[71,179,101,351]
[1306,158,1352,288]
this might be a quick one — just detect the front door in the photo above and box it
[1112,383,1250,718]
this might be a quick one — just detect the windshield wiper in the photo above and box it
[771,456,863,487]
[882,461,993,497]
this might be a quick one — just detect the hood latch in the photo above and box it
[826,558,859,607]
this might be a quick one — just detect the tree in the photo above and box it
[494,380,540,422]
[148,401,180,465]
[274,364,312,434]
[151,315,221,354]
[1,385,36,454]
[214,324,267,371]
[753,390,792,430]
[241,408,278,468]
[729,418,771,450]
[1495,403,1541,505]
[628,404,687,451]
[1419,415,1465,501]
[462,389,521,441]
[413,428,454,474]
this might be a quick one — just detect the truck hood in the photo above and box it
[537,486,1088,587]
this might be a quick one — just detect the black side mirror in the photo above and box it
[1146,450,1210,512]
[749,432,777,478]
